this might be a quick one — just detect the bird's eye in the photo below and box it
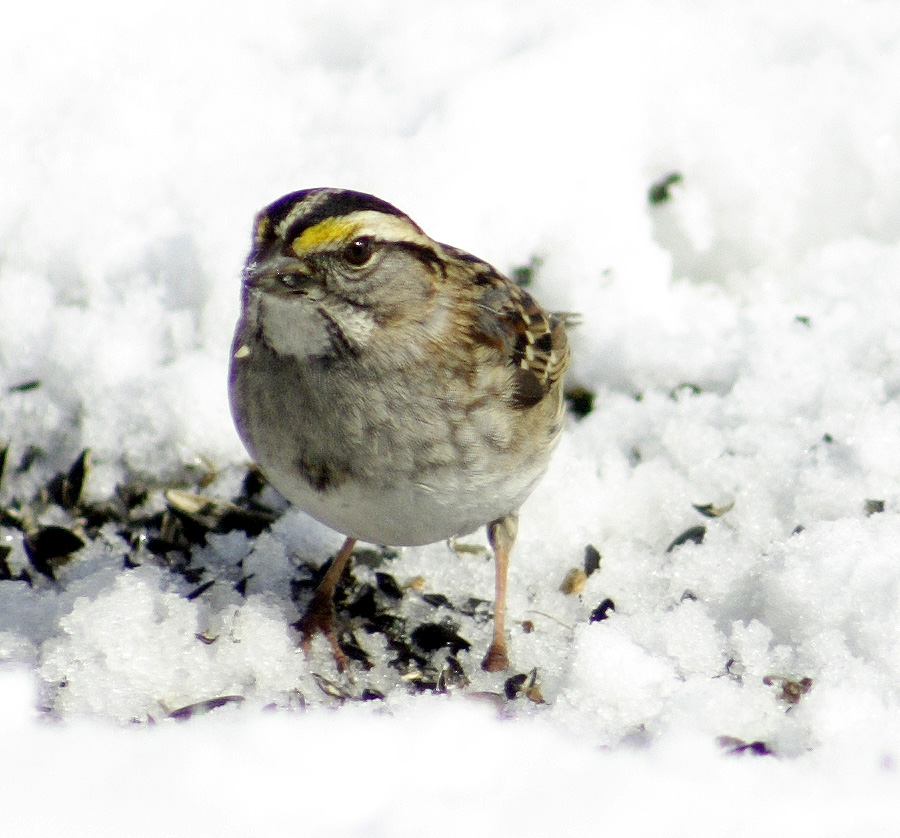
[342,237,376,268]
[278,273,302,290]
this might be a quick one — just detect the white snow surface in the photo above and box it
[3,0,900,833]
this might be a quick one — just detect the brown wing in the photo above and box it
[503,288,569,409]
[446,246,569,410]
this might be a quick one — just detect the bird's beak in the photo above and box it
[243,255,316,295]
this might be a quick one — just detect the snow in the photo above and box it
[3,0,900,832]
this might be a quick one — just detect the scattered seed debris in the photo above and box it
[457,597,492,621]
[360,688,385,701]
[865,499,885,516]
[511,255,542,287]
[313,674,350,701]
[564,386,596,418]
[0,452,614,703]
[168,695,245,720]
[590,598,616,623]
[47,449,90,510]
[16,445,43,474]
[421,592,453,609]
[504,672,527,700]
[583,544,601,576]
[337,631,372,668]
[8,379,41,393]
[666,525,706,553]
[447,538,488,557]
[351,546,398,568]
[24,526,85,580]
[185,579,215,601]
[436,656,469,692]
[523,668,545,704]
[375,571,403,600]
[764,675,813,704]
[717,735,773,756]
[411,622,471,655]
[505,668,545,703]
[560,567,588,595]
[648,171,683,205]
[0,544,30,585]
[693,501,734,518]
[670,382,702,400]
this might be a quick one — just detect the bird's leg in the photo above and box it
[482,513,518,672]
[299,536,357,671]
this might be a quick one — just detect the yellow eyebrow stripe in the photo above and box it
[292,218,358,255]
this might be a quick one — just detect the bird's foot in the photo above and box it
[482,640,509,672]
[298,591,349,673]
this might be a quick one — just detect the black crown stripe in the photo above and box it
[266,189,414,244]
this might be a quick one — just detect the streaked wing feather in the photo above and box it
[452,248,569,410]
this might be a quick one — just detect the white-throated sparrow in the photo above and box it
[229,188,569,672]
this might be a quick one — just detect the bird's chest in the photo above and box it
[239,346,511,484]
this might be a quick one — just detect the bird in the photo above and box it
[229,188,569,672]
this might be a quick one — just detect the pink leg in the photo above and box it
[299,536,357,671]
[482,513,518,672]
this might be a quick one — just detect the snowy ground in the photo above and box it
[3,0,900,833]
